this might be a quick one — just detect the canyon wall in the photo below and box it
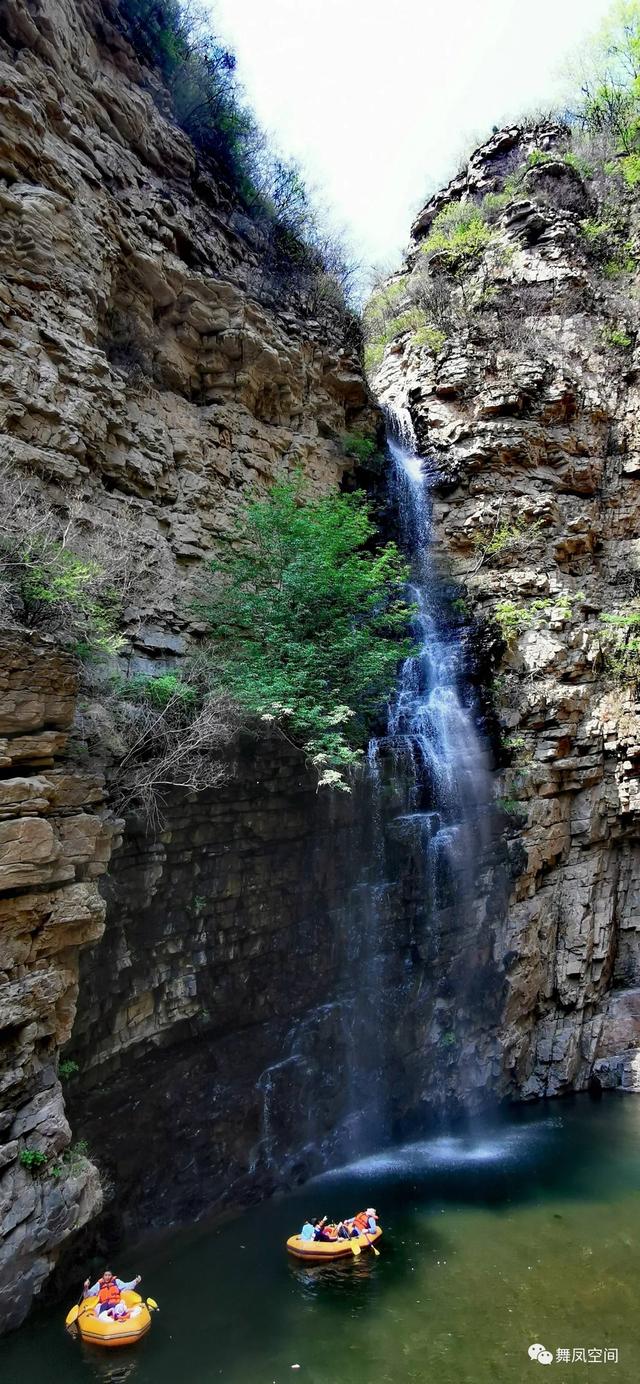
[372,121,640,1102]
[0,0,377,1329]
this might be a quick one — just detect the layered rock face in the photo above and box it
[372,122,640,1100]
[0,0,375,1330]
[0,633,119,1331]
[0,0,372,659]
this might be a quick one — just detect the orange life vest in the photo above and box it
[98,1280,121,1306]
[354,1212,368,1232]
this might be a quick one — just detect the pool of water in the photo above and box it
[3,1093,639,1384]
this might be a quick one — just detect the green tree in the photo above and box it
[196,479,414,788]
[570,1,640,162]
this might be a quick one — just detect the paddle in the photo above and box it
[364,1231,380,1257]
[348,1238,361,1257]
[147,1297,159,1311]
[65,1284,89,1328]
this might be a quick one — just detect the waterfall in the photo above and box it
[340,405,498,1148]
[373,406,494,883]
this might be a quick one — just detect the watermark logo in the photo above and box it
[529,1345,553,1365]
[529,1344,619,1365]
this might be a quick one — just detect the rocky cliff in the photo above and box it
[370,120,640,1102]
[0,0,376,1330]
[0,632,119,1330]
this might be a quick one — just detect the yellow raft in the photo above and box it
[286,1226,383,1260]
[73,1291,151,1348]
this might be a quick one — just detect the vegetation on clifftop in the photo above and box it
[362,0,640,379]
[116,0,357,306]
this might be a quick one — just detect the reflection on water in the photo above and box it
[2,1095,640,1384]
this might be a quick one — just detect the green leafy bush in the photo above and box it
[196,478,415,789]
[493,601,531,645]
[17,542,122,652]
[364,341,385,374]
[570,2,640,181]
[362,279,412,373]
[481,190,512,219]
[497,797,526,818]
[494,591,585,649]
[471,515,544,565]
[362,297,430,375]
[19,1150,48,1172]
[527,148,555,167]
[121,673,198,709]
[603,252,636,276]
[49,1140,91,1181]
[579,206,635,277]
[413,325,447,353]
[59,1059,79,1080]
[341,432,377,464]
[621,151,640,184]
[501,734,526,753]
[603,326,633,347]
[580,217,610,243]
[422,202,492,266]
[563,150,595,178]
[600,609,640,685]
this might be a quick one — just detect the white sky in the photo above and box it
[211,0,612,269]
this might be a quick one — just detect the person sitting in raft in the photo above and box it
[313,1216,334,1242]
[83,1269,142,1317]
[352,1208,378,1235]
[300,1218,318,1241]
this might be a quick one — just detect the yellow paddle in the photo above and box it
[147,1297,159,1311]
[365,1233,380,1257]
[348,1238,361,1257]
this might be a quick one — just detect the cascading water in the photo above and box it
[340,404,501,1151]
[373,404,494,916]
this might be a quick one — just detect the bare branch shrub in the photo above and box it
[104,677,241,827]
[408,268,456,333]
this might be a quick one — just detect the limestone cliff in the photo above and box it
[0,0,375,1331]
[370,121,640,1102]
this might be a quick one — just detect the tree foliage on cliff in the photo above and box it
[196,479,414,789]
[570,0,640,181]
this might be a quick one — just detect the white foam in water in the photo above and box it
[317,1123,557,1182]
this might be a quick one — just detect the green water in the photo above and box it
[3,1094,640,1384]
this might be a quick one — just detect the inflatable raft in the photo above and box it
[72,1291,151,1348]
[286,1227,382,1260]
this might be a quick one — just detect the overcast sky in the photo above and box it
[211,0,612,268]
